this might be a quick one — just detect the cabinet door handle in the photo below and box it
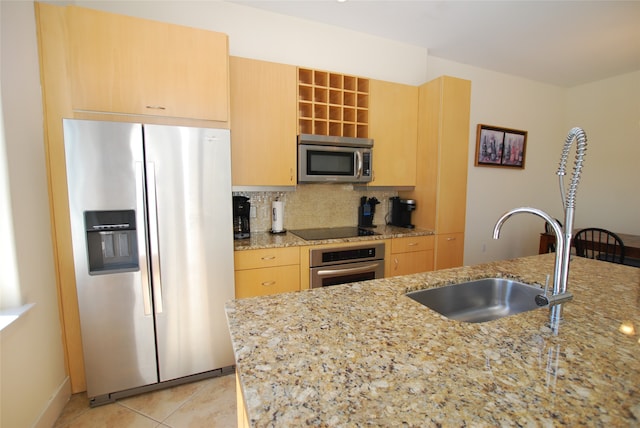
[447,237,456,241]
[261,281,276,287]
[145,105,166,110]
[261,255,276,261]
[394,257,399,270]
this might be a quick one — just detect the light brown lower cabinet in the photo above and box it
[236,372,250,428]
[387,235,435,277]
[435,233,465,270]
[234,247,300,298]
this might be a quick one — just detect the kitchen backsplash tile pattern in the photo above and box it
[233,185,399,232]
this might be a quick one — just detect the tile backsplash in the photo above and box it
[233,184,398,232]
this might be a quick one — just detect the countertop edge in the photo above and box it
[233,226,435,251]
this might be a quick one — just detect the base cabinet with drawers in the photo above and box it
[387,235,435,277]
[234,247,300,299]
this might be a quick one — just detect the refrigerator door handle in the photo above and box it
[135,162,153,316]
[146,162,164,314]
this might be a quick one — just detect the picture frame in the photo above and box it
[475,124,527,169]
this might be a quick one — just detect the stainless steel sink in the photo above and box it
[406,278,544,323]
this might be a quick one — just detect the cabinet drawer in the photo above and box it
[234,247,299,270]
[235,265,300,299]
[391,235,434,254]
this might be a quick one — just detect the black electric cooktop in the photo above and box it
[289,226,379,241]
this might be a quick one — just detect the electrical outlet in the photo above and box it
[250,206,257,218]
[482,243,487,253]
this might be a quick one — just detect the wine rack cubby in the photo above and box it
[298,68,369,138]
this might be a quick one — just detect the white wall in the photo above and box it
[566,70,640,235]
[0,2,69,427]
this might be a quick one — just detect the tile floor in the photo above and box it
[53,373,237,428]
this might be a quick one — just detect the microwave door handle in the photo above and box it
[355,151,363,179]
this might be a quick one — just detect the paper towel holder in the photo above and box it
[270,199,286,234]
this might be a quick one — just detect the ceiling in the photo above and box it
[230,0,640,87]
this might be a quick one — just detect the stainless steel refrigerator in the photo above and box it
[63,119,235,405]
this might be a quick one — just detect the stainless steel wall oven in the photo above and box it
[309,242,385,288]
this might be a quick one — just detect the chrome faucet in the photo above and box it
[492,128,588,324]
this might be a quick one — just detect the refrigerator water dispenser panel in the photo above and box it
[85,210,139,274]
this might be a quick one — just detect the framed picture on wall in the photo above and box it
[475,124,527,169]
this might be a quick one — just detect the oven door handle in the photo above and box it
[317,263,380,278]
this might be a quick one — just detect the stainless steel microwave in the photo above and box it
[297,134,373,183]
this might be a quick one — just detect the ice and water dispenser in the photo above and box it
[85,210,139,274]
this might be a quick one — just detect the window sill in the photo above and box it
[0,303,35,332]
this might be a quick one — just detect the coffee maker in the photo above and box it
[389,197,416,229]
[232,196,251,239]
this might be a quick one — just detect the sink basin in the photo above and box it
[406,278,544,323]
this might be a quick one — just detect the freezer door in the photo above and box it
[143,125,235,381]
[63,119,158,397]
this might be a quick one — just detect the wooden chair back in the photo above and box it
[574,228,625,264]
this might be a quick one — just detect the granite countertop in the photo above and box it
[226,254,640,426]
[233,225,434,251]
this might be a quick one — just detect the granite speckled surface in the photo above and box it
[233,226,434,251]
[226,254,640,427]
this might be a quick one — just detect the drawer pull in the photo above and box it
[408,242,418,246]
[145,105,166,110]
[261,281,276,287]
[261,255,276,261]
[447,237,456,241]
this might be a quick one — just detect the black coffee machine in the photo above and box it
[389,197,416,229]
[358,196,380,228]
[232,196,251,239]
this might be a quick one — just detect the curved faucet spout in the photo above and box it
[493,207,565,298]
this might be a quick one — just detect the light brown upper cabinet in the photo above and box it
[400,76,471,269]
[368,79,419,187]
[66,6,229,121]
[230,57,297,186]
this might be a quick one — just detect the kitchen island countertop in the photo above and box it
[226,254,640,426]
